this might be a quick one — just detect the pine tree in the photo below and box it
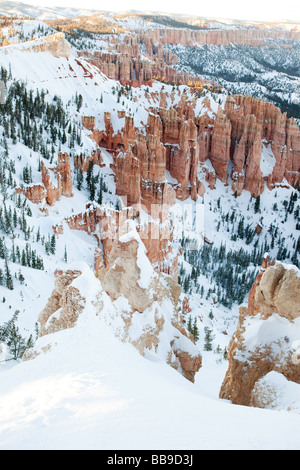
[0,238,6,258]
[89,175,96,201]
[6,321,26,359]
[64,245,68,263]
[86,160,94,188]
[187,315,192,333]
[254,195,261,213]
[50,234,56,255]
[0,312,34,360]
[4,257,13,290]
[192,318,199,342]
[76,94,83,112]
[76,168,83,191]
[237,217,244,239]
[97,187,103,205]
[204,327,213,351]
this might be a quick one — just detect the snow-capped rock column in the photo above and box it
[219,258,300,407]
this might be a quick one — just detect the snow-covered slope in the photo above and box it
[1,289,299,450]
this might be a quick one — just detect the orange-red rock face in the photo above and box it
[41,152,73,206]
[225,95,300,196]
[210,109,231,183]
[74,149,102,173]
[82,92,300,204]
[114,149,141,206]
[16,184,46,204]
[78,27,300,92]
[16,152,73,206]
[219,257,300,407]
[78,33,212,88]
[77,26,300,200]
[65,203,179,280]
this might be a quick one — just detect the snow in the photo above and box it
[1,307,300,450]
[116,16,170,31]
[118,224,155,289]
[260,143,276,177]
[276,262,300,278]
[237,314,300,363]
[253,371,300,414]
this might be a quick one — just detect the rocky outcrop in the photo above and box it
[41,152,73,206]
[87,50,207,87]
[38,269,85,337]
[44,33,72,58]
[226,95,300,196]
[219,257,300,407]
[74,149,102,173]
[16,184,46,204]
[27,33,71,58]
[16,152,73,206]
[210,108,231,183]
[79,25,300,88]
[250,371,300,413]
[28,231,202,383]
[76,26,300,198]
[65,203,178,280]
[81,116,95,131]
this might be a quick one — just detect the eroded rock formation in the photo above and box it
[141,27,300,48]
[17,152,73,206]
[27,231,202,383]
[41,152,73,206]
[16,184,46,204]
[28,33,72,57]
[225,95,300,196]
[64,203,178,280]
[82,92,300,204]
[37,269,85,337]
[219,257,300,407]
[78,26,300,88]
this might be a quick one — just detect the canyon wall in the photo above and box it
[78,26,300,87]
[140,27,300,47]
[82,94,300,202]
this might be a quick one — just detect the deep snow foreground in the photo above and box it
[0,308,299,450]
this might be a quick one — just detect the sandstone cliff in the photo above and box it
[64,202,178,281]
[78,26,300,88]
[219,257,300,408]
[82,93,300,203]
[16,152,73,206]
[141,27,300,48]
[11,32,72,58]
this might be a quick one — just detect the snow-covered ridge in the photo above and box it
[1,32,71,58]
[0,34,110,109]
